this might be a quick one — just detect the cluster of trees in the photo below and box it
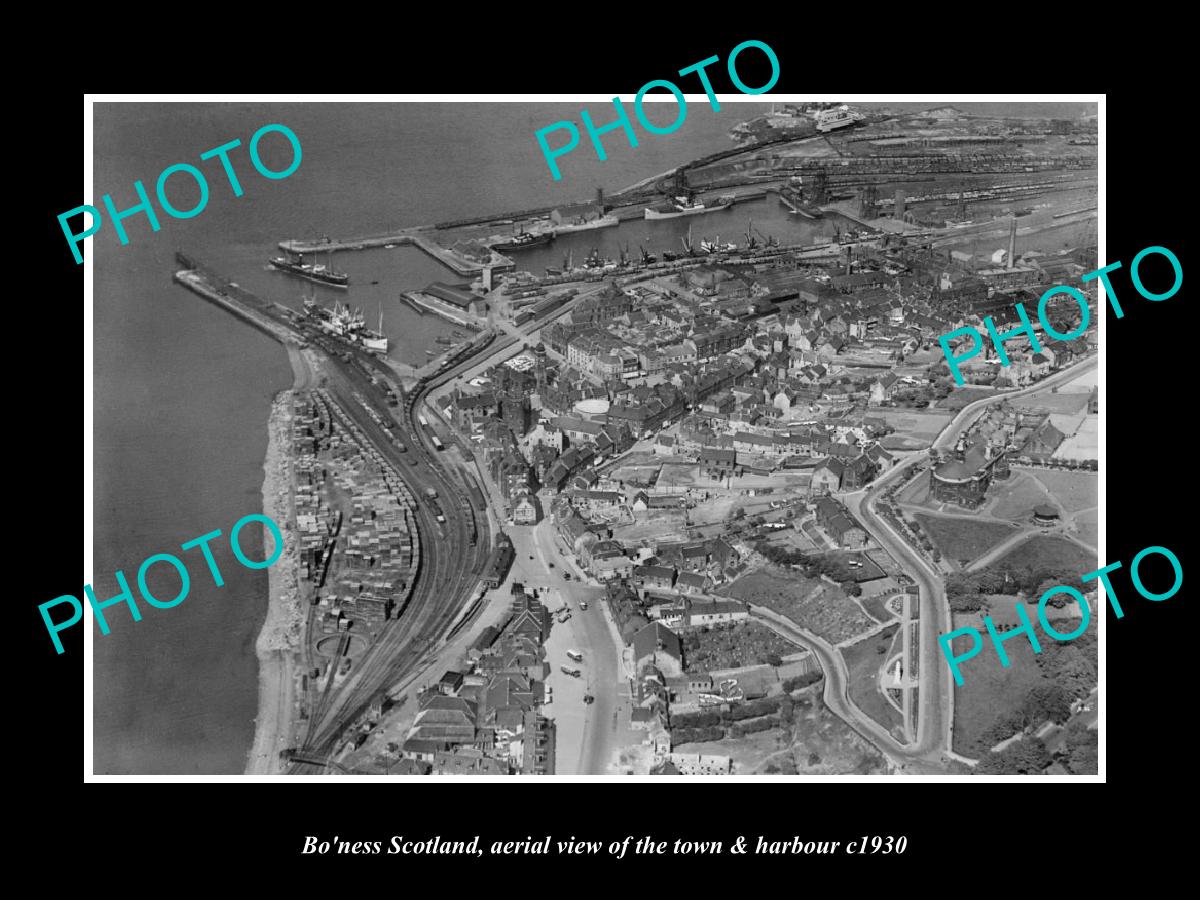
[976,707,1097,776]
[782,671,823,692]
[976,738,1051,775]
[946,565,1087,602]
[670,726,725,744]
[755,541,865,586]
[730,716,779,738]
[975,684,1075,753]
[1061,719,1098,775]
[1034,631,1097,698]
[670,695,798,744]
[1012,456,1098,471]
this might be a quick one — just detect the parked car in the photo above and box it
[583,694,595,704]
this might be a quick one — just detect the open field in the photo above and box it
[949,610,1051,757]
[859,592,899,623]
[1013,392,1090,415]
[657,463,706,487]
[722,568,875,644]
[873,409,953,447]
[681,621,800,674]
[914,513,1020,566]
[880,435,928,451]
[1025,468,1098,513]
[608,464,663,485]
[818,550,887,583]
[1074,508,1098,549]
[842,624,904,737]
[951,605,1097,758]
[896,474,933,507]
[989,472,1054,520]
[936,387,999,411]
[1054,415,1098,461]
[987,535,1097,578]
[731,471,812,490]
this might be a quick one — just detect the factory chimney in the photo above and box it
[596,186,605,211]
[894,188,906,221]
[1007,216,1017,270]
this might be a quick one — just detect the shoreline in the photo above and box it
[244,346,313,775]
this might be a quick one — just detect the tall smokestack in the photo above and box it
[1007,216,1017,269]
[894,188,906,221]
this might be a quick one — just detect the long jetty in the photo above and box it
[278,230,513,276]
[173,252,300,347]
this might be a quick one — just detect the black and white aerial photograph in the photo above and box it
[87,97,1101,779]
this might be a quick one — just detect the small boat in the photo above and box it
[384,244,397,249]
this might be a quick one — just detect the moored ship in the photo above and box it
[814,105,864,134]
[269,252,349,287]
[359,303,388,353]
[779,185,823,219]
[302,296,386,352]
[644,192,734,220]
[491,230,555,252]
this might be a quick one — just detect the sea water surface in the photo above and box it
[92,100,774,773]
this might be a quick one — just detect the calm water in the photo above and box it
[92,100,774,773]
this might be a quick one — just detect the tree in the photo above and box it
[1021,684,1073,725]
[976,738,1051,775]
[1063,719,1098,775]
[766,652,784,667]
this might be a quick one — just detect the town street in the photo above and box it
[504,519,634,774]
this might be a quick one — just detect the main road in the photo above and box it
[840,355,1098,766]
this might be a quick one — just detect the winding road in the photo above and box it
[764,356,1098,771]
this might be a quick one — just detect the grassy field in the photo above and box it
[722,568,875,644]
[1075,508,1098,549]
[1027,469,1098,513]
[818,550,887,583]
[897,475,932,507]
[842,625,905,737]
[881,435,928,451]
[873,409,953,447]
[1013,392,1090,415]
[1054,416,1098,461]
[657,463,704,487]
[914,513,1020,566]
[936,387,998,411]
[860,592,899,623]
[989,472,1053,520]
[949,610,1050,757]
[989,534,1097,576]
